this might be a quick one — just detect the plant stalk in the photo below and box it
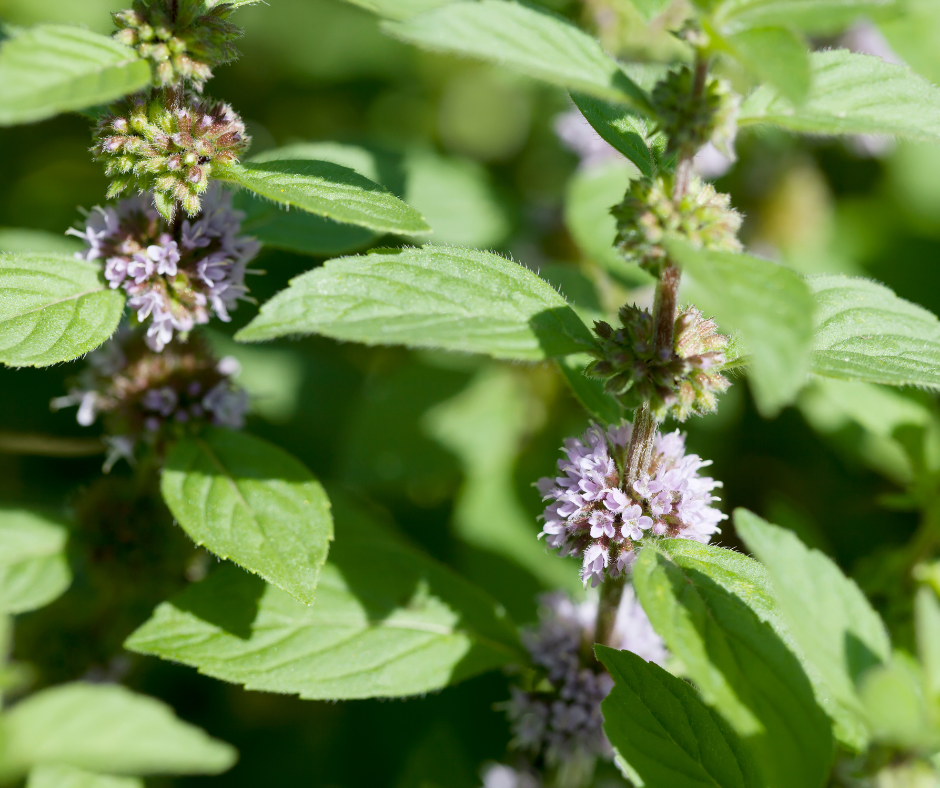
[595,571,626,648]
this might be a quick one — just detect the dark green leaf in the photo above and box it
[382,1,652,109]
[724,27,810,105]
[633,540,833,788]
[570,92,665,177]
[0,25,151,126]
[161,428,333,606]
[807,274,940,388]
[740,50,940,140]
[666,241,813,416]
[126,496,524,699]
[555,353,624,424]
[0,509,71,614]
[0,683,236,781]
[236,245,594,361]
[0,253,125,368]
[218,159,430,236]
[597,645,762,788]
[735,509,890,750]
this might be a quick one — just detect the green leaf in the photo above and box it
[563,160,655,287]
[724,27,810,105]
[735,509,890,751]
[0,683,236,781]
[236,245,594,361]
[916,586,940,698]
[161,428,333,606]
[0,228,83,255]
[858,653,940,751]
[0,25,150,126]
[382,0,652,109]
[0,509,71,615]
[807,274,940,388]
[740,50,940,140]
[341,0,454,21]
[555,353,624,424]
[570,92,664,177]
[0,253,125,368]
[666,241,813,416]
[217,159,430,236]
[126,495,524,699]
[713,0,897,35]
[28,766,142,788]
[633,540,833,788]
[597,645,762,788]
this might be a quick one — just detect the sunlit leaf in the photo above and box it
[724,27,810,105]
[713,0,897,35]
[27,766,142,788]
[0,509,71,615]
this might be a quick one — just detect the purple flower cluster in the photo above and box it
[537,422,725,587]
[69,184,259,351]
[505,591,667,766]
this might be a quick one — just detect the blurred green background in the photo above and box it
[2,0,940,784]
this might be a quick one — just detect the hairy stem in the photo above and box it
[625,401,656,485]
[595,572,626,648]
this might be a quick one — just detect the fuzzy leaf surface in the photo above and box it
[382,1,651,108]
[161,428,333,606]
[633,540,833,788]
[0,25,150,126]
[0,683,236,781]
[126,497,524,699]
[0,253,124,367]
[597,645,762,788]
[237,246,593,361]
[740,50,940,140]
[0,509,71,614]
[667,241,813,416]
[570,93,664,177]
[27,766,142,788]
[807,274,940,387]
[735,509,891,751]
[724,27,810,105]
[713,0,897,34]
[218,159,430,235]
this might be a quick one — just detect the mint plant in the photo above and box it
[5,0,940,787]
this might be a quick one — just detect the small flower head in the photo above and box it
[504,590,666,765]
[69,184,259,351]
[650,65,740,159]
[51,329,249,470]
[536,422,725,588]
[588,304,730,420]
[113,0,243,90]
[93,92,250,220]
[612,173,743,274]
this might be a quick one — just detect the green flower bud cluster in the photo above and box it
[113,0,242,90]
[92,92,250,220]
[587,304,730,421]
[612,173,743,273]
[650,65,739,158]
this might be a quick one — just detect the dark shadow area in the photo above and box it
[173,565,266,641]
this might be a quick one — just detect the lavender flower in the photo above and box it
[51,329,249,470]
[69,184,259,352]
[537,422,725,587]
[504,590,667,766]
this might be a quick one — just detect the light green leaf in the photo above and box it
[0,509,71,615]
[667,241,813,416]
[382,0,652,108]
[555,353,624,424]
[341,0,453,21]
[28,765,143,788]
[724,27,810,105]
[0,25,150,126]
[916,586,940,698]
[713,0,897,35]
[236,245,594,361]
[563,160,654,287]
[126,496,524,699]
[217,159,430,235]
[633,540,833,788]
[0,228,83,255]
[597,645,762,788]
[859,654,940,751]
[735,509,890,751]
[0,683,236,781]
[807,274,940,388]
[0,253,125,368]
[631,0,675,21]
[570,92,664,178]
[740,50,940,140]
[161,428,333,606]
